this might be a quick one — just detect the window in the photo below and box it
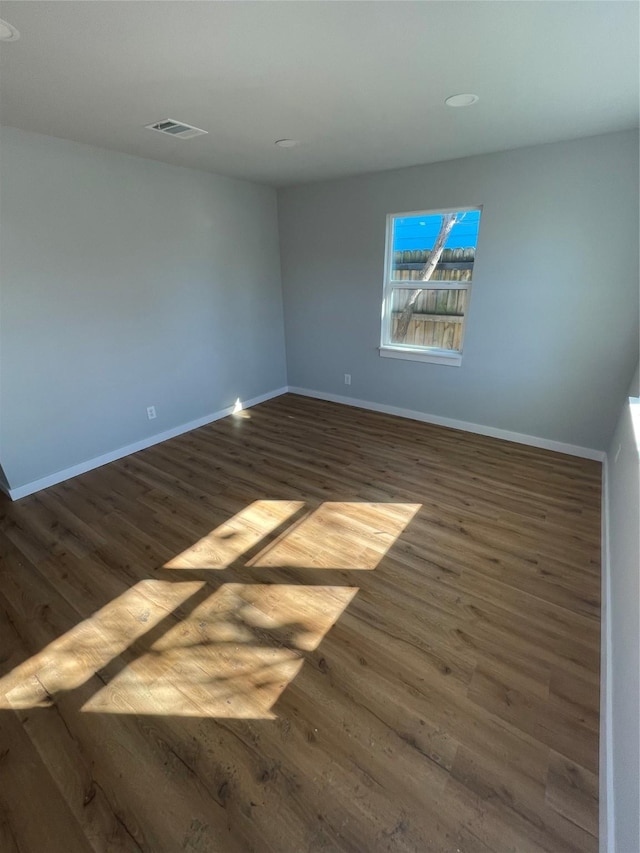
[380,206,482,366]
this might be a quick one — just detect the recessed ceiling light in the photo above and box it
[275,139,300,148]
[0,19,20,41]
[445,93,479,108]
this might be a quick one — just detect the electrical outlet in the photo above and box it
[344,374,351,386]
[147,406,157,420]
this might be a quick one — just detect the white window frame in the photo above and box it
[379,205,481,367]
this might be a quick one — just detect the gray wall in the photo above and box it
[278,130,639,451]
[606,365,640,853]
[0,126,287,489]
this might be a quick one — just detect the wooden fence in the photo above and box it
[393,247,475,266]
[389,248,474,351]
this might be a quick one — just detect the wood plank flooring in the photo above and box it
[0,394,601,852]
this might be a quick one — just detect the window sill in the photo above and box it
[379,346,462,367]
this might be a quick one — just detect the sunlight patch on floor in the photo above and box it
[0,500,420,717]
[81,583,357,717]
[165,500,305,570]
[251,502,421,570]
[0,579,204,710]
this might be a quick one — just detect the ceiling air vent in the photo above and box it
[145,119,208,140]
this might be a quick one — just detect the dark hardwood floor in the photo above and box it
[0,394,601,852]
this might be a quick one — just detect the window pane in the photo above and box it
[390,210,480,283]
[389,287,467,351]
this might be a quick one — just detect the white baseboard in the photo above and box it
[288,386,606,461]
[600,455,615,853]
[6,387,288,501]
[6,384,605,500]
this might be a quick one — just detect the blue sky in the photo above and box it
[393,209,481,251]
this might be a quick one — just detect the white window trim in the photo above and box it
[380,204,481,366]
[379,346,462,367]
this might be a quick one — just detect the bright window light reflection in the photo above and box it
[629,397,640,458]
[232,397,251,419]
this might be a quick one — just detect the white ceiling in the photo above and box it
[0,1,638,187]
